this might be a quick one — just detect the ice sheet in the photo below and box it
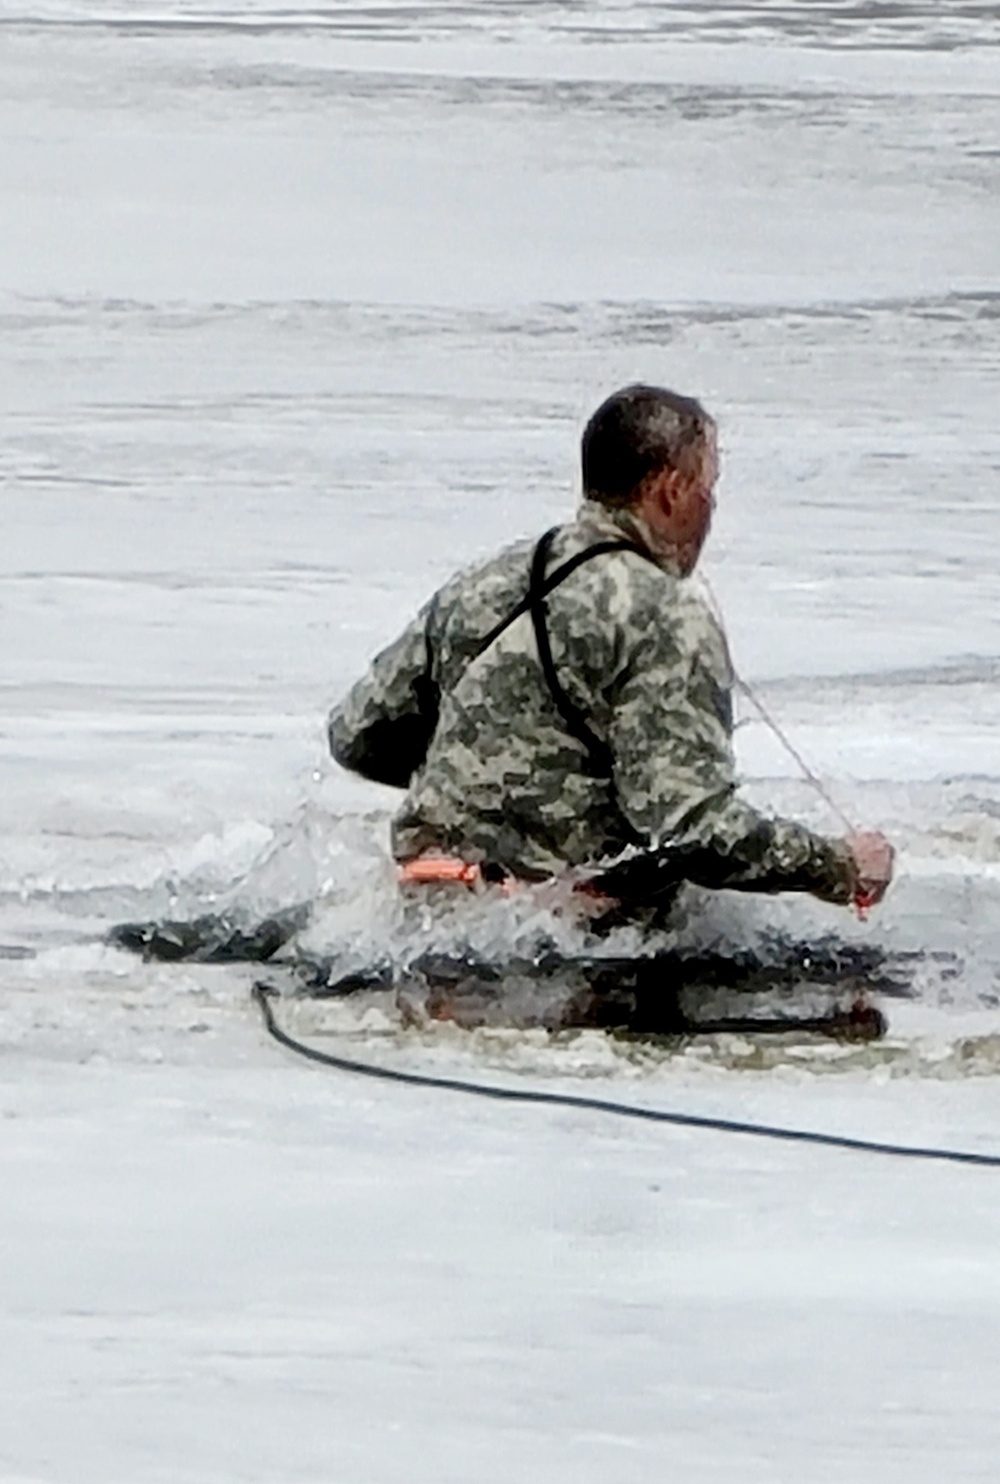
[2,3,1000,1478]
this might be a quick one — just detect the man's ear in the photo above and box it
[654,467,681,516]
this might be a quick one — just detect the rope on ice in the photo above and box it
[252,982,1000,1169]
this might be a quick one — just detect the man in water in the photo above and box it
[329,384,893,918]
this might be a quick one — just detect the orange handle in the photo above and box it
[398,856,482,887]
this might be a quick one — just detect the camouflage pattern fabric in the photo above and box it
[329,501,855,904]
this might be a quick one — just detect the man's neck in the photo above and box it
[577,499,685,575]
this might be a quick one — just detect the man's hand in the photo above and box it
[846,830,895,909]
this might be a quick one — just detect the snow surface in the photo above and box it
[2,2,1000,1479]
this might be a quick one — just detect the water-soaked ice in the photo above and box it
[2,5,1000,1480]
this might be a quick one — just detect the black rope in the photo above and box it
[252,983,1000,1169]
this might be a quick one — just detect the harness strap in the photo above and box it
[528,528,615,775]
[418,527,656,784]
[467,529,652,666]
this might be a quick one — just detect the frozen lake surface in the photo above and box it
[2,2,1000,1479]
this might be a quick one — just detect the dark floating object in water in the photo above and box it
[111,902,896,1044]
[0,943,37,960]
[302,939,905,1041]
[385,950,890,1042]
[108,906,310,964]
[110,908,900,1041]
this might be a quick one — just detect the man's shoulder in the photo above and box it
[428,518,716,643]
[422,534,545,659]
[432,533,537,614]
[548,522,683,623]
[553,540,723,674]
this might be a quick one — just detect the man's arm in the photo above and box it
[328,607,438,789]
[606,586,859,904]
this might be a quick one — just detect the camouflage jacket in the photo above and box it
[329,501,854,902]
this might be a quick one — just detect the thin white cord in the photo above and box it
[732,677,857,835]
[700,575,858,837]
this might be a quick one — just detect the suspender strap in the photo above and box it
[528,528,616,775]
[468,528,650,666]
[421,526,655,781]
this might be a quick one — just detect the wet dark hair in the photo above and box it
[581,384,714,508]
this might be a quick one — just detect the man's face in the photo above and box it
[642,429,719,575]
[676,430,718,571]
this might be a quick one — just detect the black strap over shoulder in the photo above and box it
[528,528,617,774]
[467,528,651,667]
[416,525,654,782]
[349,529,654,791]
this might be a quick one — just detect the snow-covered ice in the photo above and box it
[2,2,1000,1478]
